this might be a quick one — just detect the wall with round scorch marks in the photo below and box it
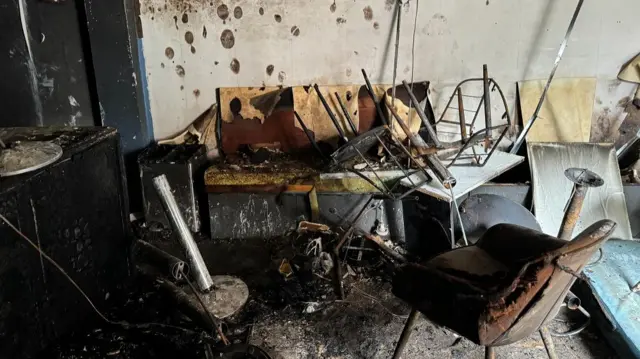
[137,0,640,140]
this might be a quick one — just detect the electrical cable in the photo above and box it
[0,213,214,339]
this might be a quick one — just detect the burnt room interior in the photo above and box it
[2,0,640,358]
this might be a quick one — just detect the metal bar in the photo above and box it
[386,128,433,181]
[426,154,456,189]
[387,101,433,153]
[485,347,495,359]
[446,124,508,168]
[313,84,348,142]
[335,92,359,136]
[134,240,188,281]
[457,88,467,140]
[294,111,327,160]
[374,132,416,187]
[391,0,402,107]
[392,308,419,359]
[362,69,389,126]
[510,0,585,154]
[448,107,479,113]
[402,80,441,147]
[346,143,394,195]
[557,185,587,240]
[557,168,604,240]
[483,64,492,134]
[153,175,213,292]
[539,327,559,359]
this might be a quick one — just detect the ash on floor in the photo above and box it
[44,230,617,359]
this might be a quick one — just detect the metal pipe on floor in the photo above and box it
[391,308,419,359]
[153,174,214,292]
[539,326,559,359]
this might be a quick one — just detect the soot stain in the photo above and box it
[203,25,208,38]
[278,71,286,83]
[336,17,346,25]
[185,31,194,44]
[217,4,229,20]
[173,15,178,30]
[234,6,243,19]
[165,47,175,59]
[291,26,300,36]
[181,13,188,23]
[191,46,196,54]
[230,58,240,74]
[373,22,380,30]
[193,89,200,97]
[175,65,185,77]
[330,1,336,13]
[274,14,282,22]
[220,29,235,49]
[266,65,274,76]
[363,6,373,20]
[259,7,264,15]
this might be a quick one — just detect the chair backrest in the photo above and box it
[486,219,616,346]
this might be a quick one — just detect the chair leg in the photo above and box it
[391,308,419,359]
[539,326,559,359]
[485,346,495,359]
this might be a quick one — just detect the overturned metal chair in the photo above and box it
[392,219,616,358]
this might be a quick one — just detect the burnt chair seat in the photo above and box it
[393,219,616,347]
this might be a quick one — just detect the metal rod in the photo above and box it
[294,111,327,160]
[391,0,402,107]
[426,154,456,189]
[557,185,587,240]
[133,239,188,281]
[539,326,559,359]
[387,101,433,154]
[457,88,467,140]
[402,80,441,147]
[565,290,581,310]
[483,64,492,135]
[334,92,358,136]
[449,187,467,245]
[373,132,416,187]
[392,308,419,359]
[314,84,348,142]
[362,69,389,126]
[557,168,604,240]
[485,347,495,359]
[510,0,585,154]
[386,128,433,181]
[153,174,214,292]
